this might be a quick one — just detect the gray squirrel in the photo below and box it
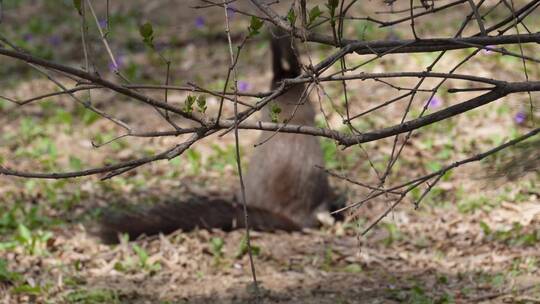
[98,28,342,244]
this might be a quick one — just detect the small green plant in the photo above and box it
[139,22,155,48]
[479,221,492,235]
[14,224,53,255]
[207,144,238,172]
[235,236,260,259]
[69,156,84,171]
[183,95,196,114]
[65,288,121,304]
[408,285,431,304]
[186,148,202,175]
[381,222,402,246]
[320,138,340,169]
[269,103,281,123]
[0,258,22,284]
[112,243,161,273]
[321,247,335,271]
[51,108,73,125]
[308,6,322,26]
[210,237,225,259]
[12,284,43,296]
[75,105,101,126]
[354,20,378,41]
[20,117,42,141]
[343,263,362,273]
[0,202,57,233]
[437,275,449,285]
[132,244,161,272]
[196,95,207,113]
[247,16,264,38]
[483,222,540,246]
[457,195,498,214]
[326,0,339,27]
[286,8,296,26]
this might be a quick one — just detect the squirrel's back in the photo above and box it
[243,28,333,227]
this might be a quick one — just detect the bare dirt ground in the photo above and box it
[0,1,539,303]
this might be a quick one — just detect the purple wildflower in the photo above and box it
[428,96,442,109]
[108,54,125,72]
[514,111,527,125]
[48,35,62,47]
[99,19,108,29]
[227,6,236,19]
[155,42,168,51]
[23,33,33,42]
[195,16,205,29]
[482,45,495,55]
[238,81,250,92]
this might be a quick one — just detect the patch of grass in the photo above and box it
[387,285,455,304]
[207,144,239,173]
[132,244,161,273]
[481,221,540,247]
[381,222,402,247]
[321,246,336,271]
[457,194,499,214]
[186,148,202,175]
[0,258,22,284]
[12,224,53,255]
[64,288,121,304]
[12,283,45,296]
[476,271,507,290]
[113,243,161,274]
[320,138,340,169]
[0,201,60,234]
[342,263,362,273]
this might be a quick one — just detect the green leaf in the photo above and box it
[82,110,100,126]
[344,263,362,273]
[139,22,154,47]
[186,149,201,175]
[308,6,322,25]
[235,236,260,258]
[210,237,224,257]
[287,9,296,26]
[426,161,442,172]
[139,22,153,38]
[13,284,42,295]
[326,0,339,12]
[132,244,148,266]
[248,16,264,37]
[54,109,73,125]
[269,103,282,123]
[73,0,82,15]
[0,258,22,283]
[17,224,32,243]
[196,95,207,113]
[326,0,339,24]
[479,221,491,235]
[69,156,83,171]
[183,95,196,114]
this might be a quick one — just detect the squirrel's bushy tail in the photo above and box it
[98,196,301,244]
